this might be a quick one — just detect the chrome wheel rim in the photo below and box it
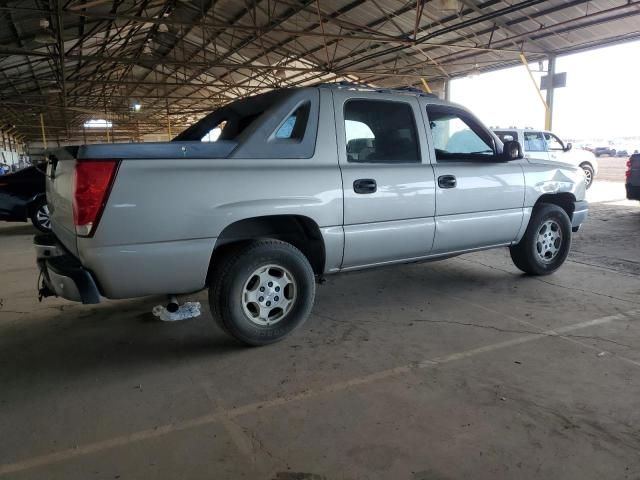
[583,167,592,187]
[36,205,51,230]
[536,219,562,263]
[241,264,296,326]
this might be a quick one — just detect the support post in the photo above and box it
[420,78,433,94]
[444,79,450,101]
[519,53,549,130]
[39,113,48,150]
[545,55,556,131]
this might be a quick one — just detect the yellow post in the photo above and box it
[420,78,433,94]
[519,53,551,130]
[39,113,48,150]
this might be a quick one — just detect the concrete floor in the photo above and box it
[1,178,639,479]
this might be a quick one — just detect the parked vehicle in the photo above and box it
[493,128,598,188]
[0,165,50,231]
[35,84,588,345]
[626,153,640,201]
[593,146,616,157]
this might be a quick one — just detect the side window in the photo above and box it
[524,131,547,152]
[344,100,420,163]
[544,133,564,151]
[202,121,226,142]
[426,106,494,161]
[274,102,310,140]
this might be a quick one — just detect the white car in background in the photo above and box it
[493,128,598,188]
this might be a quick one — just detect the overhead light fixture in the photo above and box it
[84,119,113,128]
[133,102,142,112]
[34,18,55,44]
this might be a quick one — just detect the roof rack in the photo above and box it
[317,81,438,98]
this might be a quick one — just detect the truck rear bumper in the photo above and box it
[34,234,101,304]
[571,200,588,232]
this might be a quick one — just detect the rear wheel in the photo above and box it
[510,203,572,275]
[580,163,594,189]
[30,199,51,232]
[208,239,316,346]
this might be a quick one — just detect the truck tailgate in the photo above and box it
[47,149,78,256]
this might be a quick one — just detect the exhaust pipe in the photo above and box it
[166,295,179,313]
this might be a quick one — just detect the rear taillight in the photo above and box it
[626,159,632,179]
[73,160,119,237]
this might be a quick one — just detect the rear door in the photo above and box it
[523,130,550,162]
[332,91,436,269]
[422,103,525,254]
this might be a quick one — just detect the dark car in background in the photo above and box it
[626,153,640,201]
[0,165,50,231]
[594,146,617,157]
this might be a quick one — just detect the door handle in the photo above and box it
[353,178,377,194]
[438,175,457,189]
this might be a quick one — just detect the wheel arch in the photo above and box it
[207,214,326,283]
[26,193,46,213]
[534,192,576,220]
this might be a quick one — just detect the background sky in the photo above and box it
[449,40,640,142]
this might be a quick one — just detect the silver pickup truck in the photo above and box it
[35,84,588,345]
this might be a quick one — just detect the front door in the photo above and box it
[544,131,567,163]
[332,91,436,269]
[422,103,525,254]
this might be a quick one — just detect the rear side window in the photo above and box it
[274,102,311,140]
[524,131,547,152]
[494,130,517,143]
[344,100,420,163]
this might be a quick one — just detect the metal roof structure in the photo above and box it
[1,0,639,143]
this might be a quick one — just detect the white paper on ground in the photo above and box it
[152,302,201,322]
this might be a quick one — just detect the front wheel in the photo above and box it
[208,239,316,346]
[580,163,594,189]
[30,199,51,232]
[510,203,572,275]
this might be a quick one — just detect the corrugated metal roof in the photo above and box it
[0,0,638,141]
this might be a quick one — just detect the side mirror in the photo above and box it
[565,142,572,152]
[502,140,523,161]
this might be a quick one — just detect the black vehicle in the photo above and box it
[0,165,50,231]
[626,153,640,201]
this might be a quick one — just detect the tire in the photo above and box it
[509,203,572,275]
[208,239,316,346]
[580,163,594,189]
[29,198,51,232]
